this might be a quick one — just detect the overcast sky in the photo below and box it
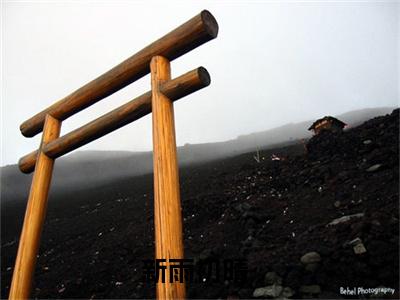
[1,1,399,166]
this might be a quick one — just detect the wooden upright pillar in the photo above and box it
[9,115,61,300]
[151,56,185,299]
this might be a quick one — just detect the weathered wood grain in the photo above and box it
[9,115,61,299]
[19,67,210,174]
[151,56,185,299]
[20,10,218,138]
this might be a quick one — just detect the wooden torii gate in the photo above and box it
[9,10,218,300]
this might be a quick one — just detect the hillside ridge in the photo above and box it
[1,108,398,298]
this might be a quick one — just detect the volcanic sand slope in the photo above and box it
[1,107,395,206]
[1,109,398,299]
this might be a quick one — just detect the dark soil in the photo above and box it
[1,109,399,299]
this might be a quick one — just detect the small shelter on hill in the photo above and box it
[308,116,347,135]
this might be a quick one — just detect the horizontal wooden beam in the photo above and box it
[19,67,210,174]
[20,10,218,138]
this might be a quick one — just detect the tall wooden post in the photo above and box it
[151,56,185,299]
[9,115,61,300]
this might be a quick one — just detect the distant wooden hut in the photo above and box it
[308,116,347,135]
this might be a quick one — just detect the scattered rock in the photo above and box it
[300,251,321,264]
[281,286,294,298]
[353,243,367,254]
[363,139,372,144]
[253,285,283,298]
[346,237,367,254]
[2,239,16,248]
[3,109,398,299]
[366,164,382,172]
[327,213,364,226]
[348,237,362,246]
[264,271,282,285]
[135,282,143,290]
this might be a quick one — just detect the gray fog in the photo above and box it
[2,1,399,166]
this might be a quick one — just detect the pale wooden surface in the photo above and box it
[151,56,185,299]
[20,10,218,138]
[9,115,61,299]
[19,67,211,174]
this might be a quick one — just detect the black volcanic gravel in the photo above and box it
[1,109,399,299]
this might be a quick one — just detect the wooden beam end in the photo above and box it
[197,67,211,87]
[201,10,219,39]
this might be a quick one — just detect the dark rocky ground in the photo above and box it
[1,109,399,299]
